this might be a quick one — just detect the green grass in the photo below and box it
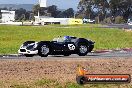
[34,79,63,88]
[1,79,131,88]
[0,25,132,54]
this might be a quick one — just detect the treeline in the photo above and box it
[33,4,74,18]
[77,0,132,23]
[0,5,74,21]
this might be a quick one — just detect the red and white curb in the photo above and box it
[93,50,112,53]
[93,48,132,53]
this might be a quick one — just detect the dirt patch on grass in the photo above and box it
[0,57,132,87]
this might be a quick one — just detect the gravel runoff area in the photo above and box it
[0,57,132,87]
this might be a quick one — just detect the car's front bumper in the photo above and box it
[89,45,94,52]
[18,48,38,55]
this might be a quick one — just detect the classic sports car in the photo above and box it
[18,36,95,57]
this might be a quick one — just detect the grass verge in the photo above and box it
[1,79,131,88]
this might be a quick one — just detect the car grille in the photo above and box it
[20,49,26,52]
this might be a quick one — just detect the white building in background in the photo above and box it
[34,16,83,25]
[34,16,69,25]
[1,10,15,23]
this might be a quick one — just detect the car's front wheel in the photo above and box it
[78,44,88,56]
[38,44,50,57]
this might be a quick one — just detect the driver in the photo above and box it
[63,36,71,42]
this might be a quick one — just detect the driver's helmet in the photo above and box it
[63,36,71,42]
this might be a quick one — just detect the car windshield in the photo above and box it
[53,37,64,42]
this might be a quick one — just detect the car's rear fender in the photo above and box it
[78,38,94,45]
[75,38,94,51]
[75,38,89,46]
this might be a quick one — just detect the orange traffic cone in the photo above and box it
[77,65,87,76]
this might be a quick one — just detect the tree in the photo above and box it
[77,0,132,23]
[56,8,74,18]
[25,11,32,20]
[63,8,74,18]
[47,5,59,17]
[15,8,26,21]
[77,0,94,18]
[32,4,47,16]
[32,4,40,16]
[93,0,109,22]
[32,4,61,17]
[110,0,132,21]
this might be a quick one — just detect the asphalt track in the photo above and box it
[101,24,132,29]
[0,50,132,59]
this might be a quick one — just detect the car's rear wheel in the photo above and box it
[78,44,88,56]
[38,44,50,57]
[24,54,34,57]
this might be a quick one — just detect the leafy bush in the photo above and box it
[103,17,112,24]
[115,16,125,24]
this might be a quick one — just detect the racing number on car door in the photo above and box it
[68,44,75,50]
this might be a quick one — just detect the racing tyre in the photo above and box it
[76,76,86,85]
[38,44,50,57]
[24,54,34,57]
[78,44,88,56]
